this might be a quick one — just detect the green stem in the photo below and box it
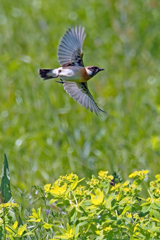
[143,180,154,203]
[3,208,6,240]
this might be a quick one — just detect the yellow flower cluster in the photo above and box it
[89,177,99,187]
[129,170,149,179]
[111,183,121,191]
[148,174,160,198]
[49,183,67,196]
[44,173,84,198]
[126,212,132,218]
[60,173,78,182]
[0,202,19,209]
[123,181,130,187]
[90,189,104,206]
[75,186,87,196]
[155,174,160,180]
[6,221,27,237]
[44,182,67,197]
[98,171,114,181]
[103,226,112,232]
[44,183,51,193]
[120,196,134,205]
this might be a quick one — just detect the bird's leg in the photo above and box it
[56,79,64,84]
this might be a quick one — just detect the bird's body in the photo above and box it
[39,26,106,115]
[41,66,90,82]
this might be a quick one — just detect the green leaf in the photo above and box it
[141,204,151,213]
[78,206,88,215]
[139,211,149,217]
[151,209,160,220]
[151,202,160,210]
[75,224,79,238]
[32,185,45,200]
[0,227,3,239]
[54,235,70,239]
[154,201,160,209]
[105,194,114,209]
[79,216,89,221]
[70,208,76,222]
[121,205,130,216]
[148,226,160,232]
[0,154,12,203]
[71,180,78,190]
[76,221,88,227]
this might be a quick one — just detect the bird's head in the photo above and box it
[85,66,104,78]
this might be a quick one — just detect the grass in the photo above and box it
[0,0,160,194]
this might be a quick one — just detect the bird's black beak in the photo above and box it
[99,68,105,71]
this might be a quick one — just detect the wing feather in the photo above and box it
[63,82,106,115]
[58,26,86,67]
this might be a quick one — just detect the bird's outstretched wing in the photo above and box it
[63,82,106,115]
[57,26,86,67]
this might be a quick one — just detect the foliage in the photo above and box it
[1,166,160,239]
[0,154,12,203]
[0,0,160,191]
[0,1,160,238]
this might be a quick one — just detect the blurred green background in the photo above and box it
[0,0,160,192]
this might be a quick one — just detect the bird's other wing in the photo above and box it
[58,26,86,67]
[63,82,107,115]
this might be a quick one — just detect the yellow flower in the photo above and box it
[104,226,112,232]
[146,197,152,203]
[134,223,140,232]
[155,174,160,180]
[126,213,132,218]
[155,189,160,195]
[0,202,19,209]
[111,183,120,191]
[150,181,156,187]
[98,171,113,181]
[123,187,131,193]
[95,230,101,235]
[98,171,108,178]
[5,222,27,237]
[90,189,104,205]
[129,170,149,179]
[129,171,137,178]
[61,173,78,182]
[44,183,51,193]
[17,224,27,236]
[29,208,42,222]
[75,186,86,196]
[89,178,99,186]
[108,175,114,180]
[49,183,67,197]
[120,196,133,205]
[123,181,130,187]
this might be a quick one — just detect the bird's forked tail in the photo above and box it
[39,69,58,80]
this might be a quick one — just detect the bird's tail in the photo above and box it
[39,69,58,80]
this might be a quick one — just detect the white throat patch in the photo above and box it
[86,68,93,76]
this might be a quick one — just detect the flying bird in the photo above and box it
[39,26,106,115]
